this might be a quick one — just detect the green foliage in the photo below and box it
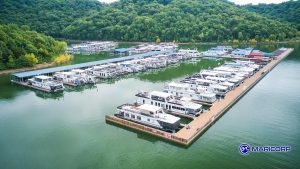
[18,53,39,67]
[156,36,161,44]
[53,54,73,65]
[0,0,297,42]
[238,32,244,41]
[0,0,102,37]
[7,55,15,68]
[249,39,257,44]
[0,24,67,70]
[232,39,239,44]
[243,1,300,30]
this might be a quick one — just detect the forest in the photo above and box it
[243,0,300,30]
[0,0,298,42]
[0,24,66,70]
[0,0,299,70]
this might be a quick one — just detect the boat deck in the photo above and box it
[11,81,53,93]
[106,48,294,146]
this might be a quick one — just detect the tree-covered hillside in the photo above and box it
[0,0,298,43]
[0,24,66,70]
[0,0,102,37]
[243,0,300,30]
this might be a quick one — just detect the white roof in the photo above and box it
[199,92,216,97]
[72,69,85,73]
[61,72,74,75]
[206,76,227,81]
[138,104,162,112]
[220,82,235,87]
[196,78,216,84]
[182,101,202,109]
[168,82,189,88]
[150,91,172,98]
[159,113,180,123]
[200,71,218,76]
[211,84,228,90]
[35,75,51,80]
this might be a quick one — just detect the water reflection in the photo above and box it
[106,120,188,148]
[34,90,64,100]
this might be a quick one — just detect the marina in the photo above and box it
[106,48,294,146]
[66,41,117,55]
[1,43,299,169]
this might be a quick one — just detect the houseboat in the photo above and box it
[27,75,64,92]
[163,82,217,103]
[86,65,118,79]
[136,91,203,116]
[115,104,181,131]
[71,69,96,84]
[53,72,84,86]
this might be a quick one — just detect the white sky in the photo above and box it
[98,0,288,5]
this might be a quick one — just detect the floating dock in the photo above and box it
[106,48,294,146]
[10,50,172,80]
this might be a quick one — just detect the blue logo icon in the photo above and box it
[239,143,250,155]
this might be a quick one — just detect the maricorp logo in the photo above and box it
[239,143,251,155]
[239,143,291,155]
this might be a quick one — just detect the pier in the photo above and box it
[106,48,294,146]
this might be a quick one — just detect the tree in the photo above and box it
[232,39,239,44]
[278,33,286,41]
[156,36,161,44]
[0,24,66,70]
[7,55,15,68]
[269,34,276,41]
[249,39,257,44]
[199,32,204,41]
[25,53,38,66]
[238,32,244,41]
[17,53,38,67]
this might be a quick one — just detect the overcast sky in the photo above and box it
[99,0,288,5]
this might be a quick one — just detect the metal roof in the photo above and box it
[11,51,171,78]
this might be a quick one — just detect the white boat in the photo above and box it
[86,65,118,79]
[71,69,96,84]
[136,91,203,116]
[115,104,181,131]
[53,72,83,86]
[209,84,229,96]
[205,76,228,83]
[27,75,64,92]
[163,82,217,103]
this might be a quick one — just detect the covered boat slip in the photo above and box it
[10,50,172,81]
[106,48,294,146]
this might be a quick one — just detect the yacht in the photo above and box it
[27,75,64,92]
[115,104,181,131]
[136,91,203,116]
[163,82,217,103]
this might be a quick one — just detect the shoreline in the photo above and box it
[117,40,300,45]
[2,41,298,75]
[0,63,55,75]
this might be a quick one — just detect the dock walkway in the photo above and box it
[106,48,294,146]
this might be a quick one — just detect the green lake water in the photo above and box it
[0,43,299,169]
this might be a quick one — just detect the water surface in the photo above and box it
[0,43,299,169]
